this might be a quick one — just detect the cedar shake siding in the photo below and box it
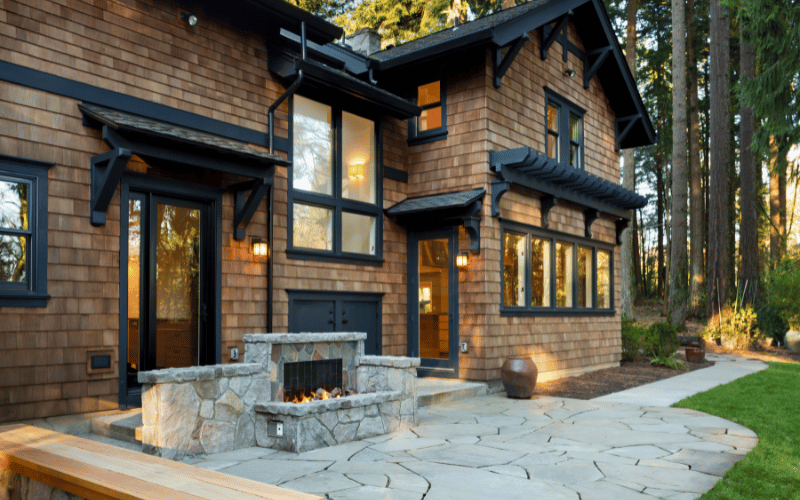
[1,0,653,421]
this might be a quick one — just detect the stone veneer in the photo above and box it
[255,356,419,452]
[139,333,419,459]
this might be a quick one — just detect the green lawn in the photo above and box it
[674,362,800,499]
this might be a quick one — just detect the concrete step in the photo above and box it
[416,378,489,408]
[90,409,143,446]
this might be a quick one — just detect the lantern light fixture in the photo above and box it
[251,237,269,257]
[180,12,198,26]
[456,252,469,269]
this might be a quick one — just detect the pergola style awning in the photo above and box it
[79,102,289,239]
[490,147,647,242]
[386,189,485,253]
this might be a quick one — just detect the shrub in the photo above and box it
[621,316,646,361]
[702,305,763,350]
[765,258,800,330]
[756,300,787,345]
[642,322,679,359]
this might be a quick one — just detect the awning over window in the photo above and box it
[386,189,485,253]
[490,147,647,242]
[79,102,289,239]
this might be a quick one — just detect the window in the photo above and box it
[290,95,381,263]
[501,221,613,315]
[0,155,53,307]
[408,80,447,145]
[545,90,585,170]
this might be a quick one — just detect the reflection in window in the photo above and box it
[555,242,572,308]
[293,203,332,251]
[0,179,30,284]
[293,96,333,196]
[547,103,559,160]
[531,237,551,307]
[598,250,611,309]
[342,111,375,204]
[578,246,592,308]
[418,81,442,131]
[342,212,376,255]
[570,114,582,169]
[503,232,526,306]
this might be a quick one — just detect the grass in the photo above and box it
[673,362,800,499]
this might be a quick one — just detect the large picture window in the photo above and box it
[0,155,53,307]
[501,221,613,315]
[290,95,381,263]
[545,89,585,170]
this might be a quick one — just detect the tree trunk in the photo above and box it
[708,0,731,320]
[769,137,788,268]
[687,0,704,316]
[621,0,638,319]
[669,0,688,327]
[739,24,758,305]
[656,133,665,300]
[633,209,643,300]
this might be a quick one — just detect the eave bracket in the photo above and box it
[234,179,270,240]
[615,114,642,151]
[541,195,558,229]
[493,34,528,89]
[584,208,599,238]
[491,180,511,217]
[583,46,612,89]
[615,218,629,245]
[541,11,572,61]
[90,133,131,226]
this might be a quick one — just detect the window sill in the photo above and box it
[500,307,616,318]
[286,249,385,267]
[407,129,448,147]
[0,291,51,308]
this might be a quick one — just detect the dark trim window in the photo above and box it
[501,220,613,315]
[289,95,382,264]
[0,155,53,307]
[408,80,447,145]
[545,89,585,170]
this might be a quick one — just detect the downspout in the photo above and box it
[267,22,307,330]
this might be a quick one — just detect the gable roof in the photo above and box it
[371,0,655,149]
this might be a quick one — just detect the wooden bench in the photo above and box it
[0,424,322,500]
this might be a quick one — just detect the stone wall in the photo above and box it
[1,469,84,500]
[138,363,268,459]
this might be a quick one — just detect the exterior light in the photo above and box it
[348,158,366,183]
[251,238,269,257]
[565,68,576,78]
[456,252,469,269]
[180,12,198,26]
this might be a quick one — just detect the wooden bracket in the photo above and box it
[233,178,269,240]
[463,216,481,254]
[615,218,629,245]
[584,208,599,238]
[615,114,641,151]
[90,141,131,226]
[493,34,528,89]
[491,180,511,217]
[541,12,572,61]
[541,195,558,228]
[583,46,612,89]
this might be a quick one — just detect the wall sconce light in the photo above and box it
[348,158,366,184]
[251,238,269,257]
[564,68,576,78]
[456,252,469,269]
[180,12,198,26]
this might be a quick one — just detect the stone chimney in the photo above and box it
[346,27,382,56]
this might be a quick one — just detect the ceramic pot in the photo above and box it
[501,356,538,399]
[685,346,705,363]
[786,330,800,352]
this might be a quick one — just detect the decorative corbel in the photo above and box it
[540,195,558,229]
[540,11,572,61]
[463,216,481,254]
[584,208,599,238]
[90,145,131,226]
[615,114,642,151]
[583,46,612,89]
[615,218,629,245]
[493,34,528,89]
[233,178,270,240]
[491,180,511,217]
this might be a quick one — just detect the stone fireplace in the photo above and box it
[138,332,419,458]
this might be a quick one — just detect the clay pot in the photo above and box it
[685,346,705,363]
[786,331,800,352]
[501,356,538,399]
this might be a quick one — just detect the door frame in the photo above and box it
[118,173,223,408]
[407,228,459,378]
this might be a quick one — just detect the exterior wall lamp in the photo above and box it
[564,68,576,78]
[456,252,469,269]
[180,12,198,26]
[251,238,269,257]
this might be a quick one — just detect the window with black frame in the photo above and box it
[501,222,613,314]
[545,90,584,170]
[0,155,52,307]
[290,95,381,262]
[408,80,447,145]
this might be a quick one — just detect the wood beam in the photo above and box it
[583,46,612,89]
[540,12,572,61]
[493,34,528,89]
[90,132,131,226]
[584,208,599,238]
[233,178,269,240]
[491,180,511,217]
[615,114,641,151]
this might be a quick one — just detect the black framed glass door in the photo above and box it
[125,191,215,403]
[408,228,459,377]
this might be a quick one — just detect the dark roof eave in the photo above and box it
[295,59,421,119]
[238,0,342,44]
[375,27,496,71]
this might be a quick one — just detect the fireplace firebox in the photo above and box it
[283,359,343,402]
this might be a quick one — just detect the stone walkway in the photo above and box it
[184,358,763,500]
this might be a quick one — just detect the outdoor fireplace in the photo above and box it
[283,359,344,403]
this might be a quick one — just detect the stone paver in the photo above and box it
[205,354,764,499]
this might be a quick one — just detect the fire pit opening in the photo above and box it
[284,359,345,403]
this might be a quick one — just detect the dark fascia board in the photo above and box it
[292,59,421,119]
[376,27,496,71]
[235,0,342,44]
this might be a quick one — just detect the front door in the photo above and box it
[124,190,217,406]
[408,229,459,377]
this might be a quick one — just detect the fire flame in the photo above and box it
[288,389,342,404]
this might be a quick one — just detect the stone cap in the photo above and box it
[255,391,401,416]
[138,363,262,384]
[357,356,421,368]
[243,332,367,344]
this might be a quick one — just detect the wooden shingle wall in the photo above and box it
[0,0,285,421]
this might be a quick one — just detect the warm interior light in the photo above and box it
[348,158,366,183]
[456,252,469,269]
[251,238,269,257]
